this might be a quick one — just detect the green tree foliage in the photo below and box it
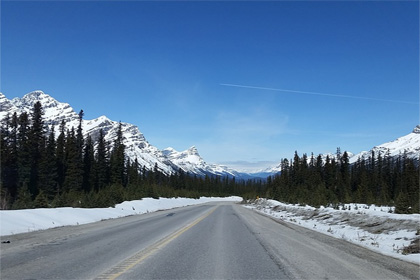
[63,127,83,192]
[28,101,46,197]
[56,120,66,194]
[96,129,110,191]
[39,125,58,199]
[1,113,19,202]
[110,122,125,186]
[82,135,95,193]
[17,112,32,195]
[268,149,419,213]
[2,105,418,213]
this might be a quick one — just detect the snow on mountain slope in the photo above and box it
[0,92,17,113]
[8,91,79,127]
[162,146,239,177]
[260,126,420,174]
[258,152,355,176]
[83,115,176,174]
[350,126,420,163]
[258,163,282,176]
[0,91,233,177]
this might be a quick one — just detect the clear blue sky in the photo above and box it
[1,1,419,171]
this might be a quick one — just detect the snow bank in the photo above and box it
[245,199,420,265]
[0,196,242,236]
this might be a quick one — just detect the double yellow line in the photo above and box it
[95,206,218,280]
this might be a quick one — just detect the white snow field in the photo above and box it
[245,199,420,264]
[0,196,242,236]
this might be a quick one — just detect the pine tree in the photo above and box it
[39,126,58,200]
[12,183,34,209]
[17,112,31,194]
[401,153,419,212]
[28,101,46,197]
[340,151,351,202]
[1,114,11,206]
[34,190,49,208]
[1,113,19,202]
[395,191,412,214]
[63,127,83,192]
[82,135,95,193]
[76,110,84,158]
[110,122,125,186]
[56,120,66,194]
[126,158,140,187]
[96,129,110,190]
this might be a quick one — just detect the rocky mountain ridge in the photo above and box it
[1,91,418,178]
[261,127,420,173]
[0,91,238,177]
[349,125,420,163]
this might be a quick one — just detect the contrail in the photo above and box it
[220,83,419,105]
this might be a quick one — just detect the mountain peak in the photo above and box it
[20,90,52,104]
[413,125,420,134]
[187,146,199,156]
[26,90,47,97]
[0,92,15,112]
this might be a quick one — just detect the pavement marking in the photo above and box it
[95,206,218,280]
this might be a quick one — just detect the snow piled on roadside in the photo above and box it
[244,199,420,265]
[0,196,242,236]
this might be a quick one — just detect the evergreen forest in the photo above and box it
[1,102,418,214]
[0,102,260,209]
[266,150,419,213]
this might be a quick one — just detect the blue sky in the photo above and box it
[1,1,419,171]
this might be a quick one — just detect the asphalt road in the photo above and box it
[1,202,418,279]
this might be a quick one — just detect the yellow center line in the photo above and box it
[95,206,218,280]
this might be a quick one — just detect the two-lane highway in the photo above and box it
[1,202,418,279]
[1,204,215,279]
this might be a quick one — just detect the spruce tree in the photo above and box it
[110,122,125,186]
[340,151,351,202]
[56,120,66,194]
[28,101,46,197]
[96,129,110,190]
[76,110,84,156]
[126,158,140,187]
[1,113,19,202]
[82,135,95,193]
[395,191,412,214]
[17,112,31,194]
[39,126,58,200]
[63,127,83,192]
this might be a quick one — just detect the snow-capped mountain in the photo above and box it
[261,126,420,174]
[262,163,282,174]
[0,91,238,177]
[3,90,418,179]
[349,126,420,163]
[162,146,239,177]
[1,90,79,127]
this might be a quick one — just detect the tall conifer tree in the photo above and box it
[28,101,46,197]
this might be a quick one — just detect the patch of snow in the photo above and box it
[245,199,420,265]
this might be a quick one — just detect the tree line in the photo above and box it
[1,102,418,213]
[0,102,260,209]
[266,149,419,213]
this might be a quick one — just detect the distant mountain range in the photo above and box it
[1,91,419,179]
